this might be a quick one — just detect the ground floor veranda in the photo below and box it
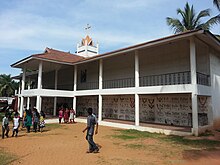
[18,93,211,136]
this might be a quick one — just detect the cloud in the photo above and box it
[0,0,172,47]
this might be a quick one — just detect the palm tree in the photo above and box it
[0,74,18,97]
[213,0,220,11]
[166,2,220,34]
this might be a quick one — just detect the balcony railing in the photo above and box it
[77,81,99,90]
[140,71,210,87]
[140,71,191,86]
[103,77,135,89]
[197,72,210,86]
[33,71,210,91]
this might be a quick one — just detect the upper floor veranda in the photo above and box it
[12,30,220,97]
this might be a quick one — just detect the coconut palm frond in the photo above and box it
[213,0,220,11]
[200,14,220,30]
[167,2,220,33]
[166,17,184,34]
[194,9,210,28]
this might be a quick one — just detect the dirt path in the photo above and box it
[1,123,220,165]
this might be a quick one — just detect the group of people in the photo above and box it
[23,107,46,133]
[2,112,19,139]
[2,106,100,154]
[1,107,46,139]
[58,107,76,124]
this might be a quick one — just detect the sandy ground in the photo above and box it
[0,122,220,165]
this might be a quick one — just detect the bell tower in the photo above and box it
[76,24,99,58]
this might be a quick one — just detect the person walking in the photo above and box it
[25,109,32,133]
[12,115,20,137]
[69,108,75,123]
[58,108,63,124]
[64,108,69,123]
[82,108,99,153]
[32,107,40,132]
[2,114,9,139]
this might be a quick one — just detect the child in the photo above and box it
[39,115,45,133]
[32,107,40,132]
[64,108,69,123]
[2,114,9,139]
[12,115,19,137]
[58,108,63,124]
[69,108,75,123]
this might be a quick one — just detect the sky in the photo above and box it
[0,0,219,76]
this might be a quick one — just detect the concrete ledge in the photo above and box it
[45,118,192,136]
[100,121,192,136]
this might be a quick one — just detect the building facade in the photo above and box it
[11,30,220,136]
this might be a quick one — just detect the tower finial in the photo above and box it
[85,24,91,35]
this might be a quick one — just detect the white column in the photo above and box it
[36,61,43,112]
[135,50,139,87]
[18,81,21,94]
[98,59,103,121]
[73,65,77,114]
[53,69,58,116]
[37,61,43,89]
[74,65,77,91]
[135,51,140,126]
[27,79,31,109]
[36,96,41,112]
[17,80,21,111]
[73,97,76,113]
[135,94,139,126]
[98,95,102,122]
[53,97,57,116]
[19,68,26,117]
[17,97,20,112]
[99,59,103,90]
[190,38,199,136]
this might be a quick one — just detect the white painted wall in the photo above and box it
[42,71,55,89]
[139,40,190,76]
[103,52,134,80]
[77,61,99,84]
[57,66,74,90]
[210,50,220,128]
[196,39,210,74]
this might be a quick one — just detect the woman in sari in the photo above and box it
[25,109,32,133]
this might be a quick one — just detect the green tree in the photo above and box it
[213,0,220,11]
[166,2,220,33]
[0,74,18,97]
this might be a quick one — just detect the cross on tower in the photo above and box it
[85,24,91,35]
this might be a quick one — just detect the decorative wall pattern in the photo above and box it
[76,96,98,117]
[139,94,192,126]
[198,96,210,126]
[102,95,135,121]
[42,97,54,115]
[101,94,210,127]
[74,94,210,126]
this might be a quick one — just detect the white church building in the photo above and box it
[11,29,220,136]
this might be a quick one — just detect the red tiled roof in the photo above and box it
[33,47,84,63]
